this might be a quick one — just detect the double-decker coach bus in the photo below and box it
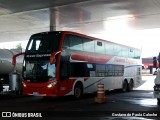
[13,31,142,98]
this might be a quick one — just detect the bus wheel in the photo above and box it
[0,80,3,92]
[122,80,128,92]
[157,98,160,105]
[154,71,157,75]
[128,80,133,92]
[74,83,83,99]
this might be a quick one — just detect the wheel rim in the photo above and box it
[74,86,81,98]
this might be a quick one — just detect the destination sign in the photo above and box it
[26,54,51,58]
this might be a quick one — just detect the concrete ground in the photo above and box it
[0,76,159,120]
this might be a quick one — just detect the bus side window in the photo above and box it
[114,45,122,56]
[121,47,128,58]
[134,50,141,59]
[83,38,95,53]
[114,65,124,76]
[95,41,105,54]
[107,64,115,76]
[129,48,134,58]
[70,63,89,77]
[69,35,83,51]
[63,36,69,50]
[96,64,105,77]
[105,43,114,55]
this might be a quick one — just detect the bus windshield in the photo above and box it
[26,32,62,53]
[23,60,56,82]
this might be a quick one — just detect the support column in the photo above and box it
[49,8,60,31]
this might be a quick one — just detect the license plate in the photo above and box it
[33,92,39,96]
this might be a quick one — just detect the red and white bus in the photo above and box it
[142,57,158,75]
[13,31,142,98]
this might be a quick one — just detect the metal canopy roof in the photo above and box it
[0,0,160,43]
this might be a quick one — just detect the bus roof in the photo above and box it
[31,31,141,51]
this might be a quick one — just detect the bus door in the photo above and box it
[59,62,71,96]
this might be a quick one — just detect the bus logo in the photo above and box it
[2,112,11,117]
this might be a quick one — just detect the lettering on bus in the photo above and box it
[126,59,137,64]
[113,57,137,64]
[113,58,126,63]
[26,54,51,58]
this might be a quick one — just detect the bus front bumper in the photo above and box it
[22,80,58,97]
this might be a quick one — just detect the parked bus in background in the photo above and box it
[142,57,158,75]
[13,31,142,99]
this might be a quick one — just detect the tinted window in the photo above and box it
[26,32,62,53]
[62,34,141,60]
[96,64,105,77]
[134,50,141,59]
[70,63,89,77]
[128,48,134,58]
[95,64,124,77]
[69,35,83,51]
[105,43,114,55]
[114,65,124,76]
[142,58,152,63]
[114,45,121,56]
[63,36,69,50]
[107,64,115,76]
[83,38,95,52]
[121,47,129,58]
[95,41,105,54]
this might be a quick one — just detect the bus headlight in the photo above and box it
[22,82,27,87]
[47,81,57,88]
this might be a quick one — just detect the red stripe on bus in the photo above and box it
[71,52,113,64]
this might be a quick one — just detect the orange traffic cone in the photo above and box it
[95,83,106,103]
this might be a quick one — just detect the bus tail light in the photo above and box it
[47,81,57,88]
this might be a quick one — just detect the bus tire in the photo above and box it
[74,83,83,99]
[154,71,157,75]
[157,98,160,105]
[127,80,133,92]
[121,80,128,92]
[0,80,3,92]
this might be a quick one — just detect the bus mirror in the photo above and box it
[50,51,61,64]
[12,52,24,65]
